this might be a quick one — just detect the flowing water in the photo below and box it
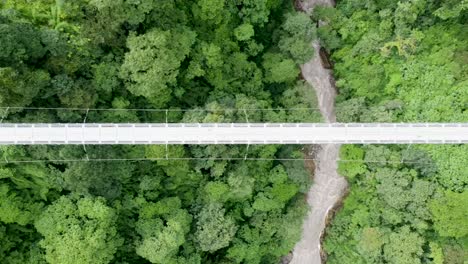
[290,1,348,263]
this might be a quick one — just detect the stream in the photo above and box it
[290,1,348,263]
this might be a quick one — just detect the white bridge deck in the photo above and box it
[0,123,467,145]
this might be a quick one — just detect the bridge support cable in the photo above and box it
[401,144,412,163]
[165,110,169,159]
[165,144,169,160]
[82,109,90,161]
[242,109,251,160]
[244,144,250,160]
[165,109,168,124]
[243,109,249,123]
[0,107,9,123]
[0,156,448,165]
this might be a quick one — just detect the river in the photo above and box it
[290,1,348,263]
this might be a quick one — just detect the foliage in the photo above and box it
[320,1,468,262]
[120,28,196,108]
[34,196,123,264]
[135,198,192,263]
[338,145,366,179]
[262,52,298,83]
[383,226,424,264]
[429,190,468,238]
[195,203,237,252]
[0,184,43,226]
[0,0,316,263]
[278,13,315,64]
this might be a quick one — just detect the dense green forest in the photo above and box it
[1,0,467,263]
[317,1,468,263]
[0,0,320,263]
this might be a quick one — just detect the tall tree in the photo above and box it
[135,197,192,263]
[278,13,315,64]
[195,203,238,252]
[429,190,468,238]
[35,196,123,264]
[383,226,424,264]
[120,28,196,107]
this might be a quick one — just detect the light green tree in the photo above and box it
[193,0,226,24]
[429,242,444,264]
[136,197,192,263]
[429,190,468,238]
[145,145,191,178]
[195,203,237,252]
[203,181,230,203]
[357,227,385,263]
[383,226,424,264]
[120,28,196,107]
[0,184,42,226]
[338,145,367,179]
[433,0,467,19]
[234,23,254,41]
[262,53,298,83]
[35,196,123,264]
[227,172,255,201]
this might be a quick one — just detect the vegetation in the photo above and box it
[317,1,467,263]
[0,0,319,263]
[1,0,466,263]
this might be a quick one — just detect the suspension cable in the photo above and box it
[0,156,440,165]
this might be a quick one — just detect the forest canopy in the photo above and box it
[0,0,467,264]
[0,0,319,263]
[317,1,468,263]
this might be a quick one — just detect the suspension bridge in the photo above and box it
[0,123,467,145]
[1,107,467,145]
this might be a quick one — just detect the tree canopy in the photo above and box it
[0,0,317,263]
[319,1,467,263]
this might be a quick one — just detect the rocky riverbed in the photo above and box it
[290,1,348,263]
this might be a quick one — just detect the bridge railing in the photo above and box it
[1,123,467,145]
